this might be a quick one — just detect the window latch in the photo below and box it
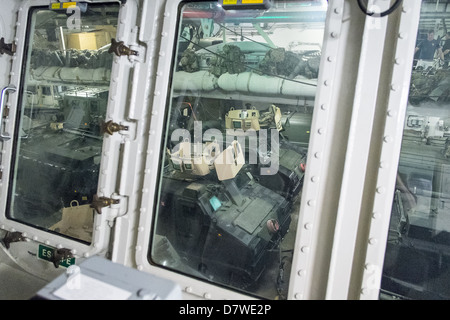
[90,194,120,214]
[101,120,129,136]
[0,38,16,56]
[1,231,26,249]
[108,38,138,57]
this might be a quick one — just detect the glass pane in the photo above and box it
[150,1,327,299]
[380,0,450,300]
[6,4,119,243]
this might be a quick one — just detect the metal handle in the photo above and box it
[0,85,16,141]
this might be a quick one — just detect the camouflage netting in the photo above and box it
[259,48,299,77]
[178,44,321,80]
[409,69,450,104]
[30,49,113,69]
[179,48,200,73]
[208,44,246,77]
[300,55,320,79]
[258,48,320,79]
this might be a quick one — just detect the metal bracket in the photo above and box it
[90,194,120,214]
[1,231,26,249]
[0,38,16,56]
[101,120,129,136]
[108,38,138,57]
[51,248,73,268]
[0,85,16,141]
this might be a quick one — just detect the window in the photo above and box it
[380,0,450,300]
[6,3,119,244]
[150,0,327,299]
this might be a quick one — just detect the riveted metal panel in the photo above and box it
[0,0,136,271]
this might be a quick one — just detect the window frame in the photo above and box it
[0,0,132,259]
[358,0,423,300]
[134,0,347,300]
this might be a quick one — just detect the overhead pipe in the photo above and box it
[217,72,317,97]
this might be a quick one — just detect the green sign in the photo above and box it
[38,244,75,268]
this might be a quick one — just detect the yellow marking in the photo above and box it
[62,2,77,9]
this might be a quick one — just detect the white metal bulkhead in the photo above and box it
[0,0,139,277]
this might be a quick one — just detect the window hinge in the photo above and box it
[90,194,120,214]
[1,231,26,249]
[101,120,129,136]
[108,38,138,57]
[0,38,16,56]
